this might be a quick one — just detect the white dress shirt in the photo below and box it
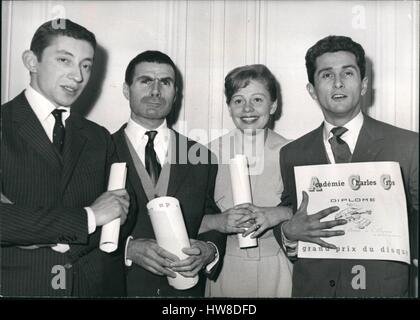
[123,118,219,272]
[25,86,71,141]
[24,86,96,253]
[124,118,170,166]
[282,112,365,256]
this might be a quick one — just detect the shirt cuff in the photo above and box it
[51,243,70,253]
[51,207,94,253]
[281,223,298,257]
[85,207,96,234]
[205,241,219,273]
[125,236,134,267]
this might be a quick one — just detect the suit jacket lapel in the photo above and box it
[166,130,191,197]
[305,124,330,165]
[61,113,87,192]
[114,126,150,207]
[304,116,385,164]
[352,115,386,162]
[14,92,61,170]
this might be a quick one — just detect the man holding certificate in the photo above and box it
[273,35,418,297]
[112,50,226,297]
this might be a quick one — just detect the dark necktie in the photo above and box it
[51,109,66,153]
[145,131,161,185]
[328,126,352,163]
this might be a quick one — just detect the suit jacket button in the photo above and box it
[329,280,335,287]
[64,263,72,269]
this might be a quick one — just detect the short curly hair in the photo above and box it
[305,35,366,85]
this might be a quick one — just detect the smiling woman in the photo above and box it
[200,64,294,298]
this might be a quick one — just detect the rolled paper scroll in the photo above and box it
[229,154,258,248]
[100,162,127,253]
[147,196,198,290]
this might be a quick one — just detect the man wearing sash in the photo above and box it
[112,51,225,297]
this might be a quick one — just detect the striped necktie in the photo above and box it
[51,109,65,153]
[328,126,352,163]
[145,130,161,185]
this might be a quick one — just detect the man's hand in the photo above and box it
[169,239,216,278]
[241,205,293,238]
[282,191,347,249]
[127,238,180,278]
[90,188,129,226]
[215,204,254,234]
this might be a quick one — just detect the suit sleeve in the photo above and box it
[0,117,88,245]
[0,203,89,245]
[272,146,297,257]
[66,130,141,263]
[397,133,418,297]
[407,136,418,261]
[65,128,119,262]
[197,150,227,280]
[69,169,139,264]
[0,110,90,246]
[408,137,418,297]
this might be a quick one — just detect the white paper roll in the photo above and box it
[147,196,198,290]
[229,155,258,248]
[100,162,127,253]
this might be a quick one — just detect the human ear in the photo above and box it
[123,82,130,100]
[306,83,318,101]
[361,77,368,96]
[22,50,38,73]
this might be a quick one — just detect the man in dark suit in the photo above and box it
[112,50,226,297]
[273,35,418,297]
[0,19,129,297]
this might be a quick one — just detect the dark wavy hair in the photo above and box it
[305,35,366,85]
[224,64,277,105]
[30,19,96,60]
[124,50,178,89]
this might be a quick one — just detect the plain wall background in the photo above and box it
[2,0,418,143]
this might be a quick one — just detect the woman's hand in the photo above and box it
[214,203,255,234]
[241,205,293,238]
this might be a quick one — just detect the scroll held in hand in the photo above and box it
[147,196,198,290]
[100,162,127,253]
[229,154,258,249]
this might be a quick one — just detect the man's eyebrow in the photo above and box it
[316,65,358,76]
[342,64,358,70]
[135,75,174,81]
[56,50,74,56]
[55,50,93,62]
[158,76,174,82]
[134,75,153,81]
[316,67,332,76]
